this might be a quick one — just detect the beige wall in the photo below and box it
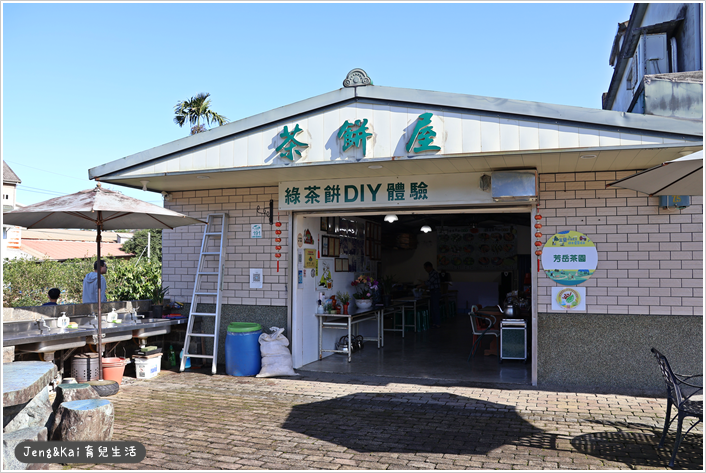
[164,186,289,307]
[537,171,703,316]
[164,171,703,318]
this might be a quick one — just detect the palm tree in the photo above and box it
[173,93,229,135]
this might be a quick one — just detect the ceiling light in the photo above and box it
[580,154,597,159]
[368,165,383,169]
[140,180,149,191]
[196,175,210,179]
[421,225,432,233]
[384,214,398,223]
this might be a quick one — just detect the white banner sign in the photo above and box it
[278,173,494,211]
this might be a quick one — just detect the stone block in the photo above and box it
[3,361,57,408]
[2,425,48,470]
[51,383,99,412]
[50,399,113,442]
[3,386,52,434]
[3,346,14,363]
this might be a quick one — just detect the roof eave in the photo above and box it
[89,87,356,179]
[90,80,703,180]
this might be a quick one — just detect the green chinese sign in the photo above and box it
[276,124,308,161]
[406,112,440,153]
[276,113,444,162]
[279,173,494,211]
[284,181,428,206]
[338,119,372,156]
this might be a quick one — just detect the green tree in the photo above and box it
[2,256,164,307]
[173,92,229,135]
[121,229,162,262]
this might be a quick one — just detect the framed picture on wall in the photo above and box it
[333,237,340,256]
[322,236,330,257]
[327,217,335,234]
[320,217,328,232]
[335,258,349,272]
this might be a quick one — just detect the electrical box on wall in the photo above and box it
[659,195,691,209]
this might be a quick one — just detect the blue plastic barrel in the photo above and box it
[225,322,262,376]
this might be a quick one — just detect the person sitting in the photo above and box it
[42,288,61,306]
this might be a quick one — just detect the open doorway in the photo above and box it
[292,209,533,385]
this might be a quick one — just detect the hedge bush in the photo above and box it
[2,257,163,307]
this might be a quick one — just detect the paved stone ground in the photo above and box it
[49,370,702,470]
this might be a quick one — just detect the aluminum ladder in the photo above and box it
[180,213,228,375]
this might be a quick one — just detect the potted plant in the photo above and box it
[350,275,379,310]
[336,291,351,314]
[151,286,169,318]
[381,275,396,306]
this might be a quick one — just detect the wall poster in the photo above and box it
[437,226,517,271]
[317,259,333,290]
[304,249,317,268]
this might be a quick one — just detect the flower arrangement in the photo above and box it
[350,275,379,300]
[336,291,350,305]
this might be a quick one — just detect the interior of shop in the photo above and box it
[296,210,533,384]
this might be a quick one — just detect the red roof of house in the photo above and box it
[20,241,132,261]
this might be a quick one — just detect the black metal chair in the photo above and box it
[650,348,703,467]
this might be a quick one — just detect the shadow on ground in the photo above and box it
[571,420,704,471]
[282,392,543,454]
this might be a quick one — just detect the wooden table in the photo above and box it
[316,306,384,363]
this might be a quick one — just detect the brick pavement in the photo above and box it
[53,371,702,470]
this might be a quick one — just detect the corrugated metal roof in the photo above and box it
[19,241,132,261]
[89,84,703,181]
[20,228,132,242]
[3,161,21,184]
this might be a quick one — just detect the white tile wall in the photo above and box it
[164,186,288,307]
[537,172,703,315]
[164,173,702,317]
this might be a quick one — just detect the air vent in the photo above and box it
[491,171,537,202]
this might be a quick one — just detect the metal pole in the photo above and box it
[148,231,151,259]
[96,214,103,380]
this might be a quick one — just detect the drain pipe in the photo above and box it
[603,3,648,110]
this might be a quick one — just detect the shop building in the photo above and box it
[90,70,702,393]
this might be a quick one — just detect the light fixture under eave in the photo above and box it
[196,175,210,180]
[384,214,398,223]
[421,225,432,233]
[368,165,383,169]
[580,154,597,159]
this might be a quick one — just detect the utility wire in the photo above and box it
[4,160,93,183]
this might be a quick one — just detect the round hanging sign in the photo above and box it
[541,230,597,286]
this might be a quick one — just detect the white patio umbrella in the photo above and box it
[3,185,205,379]
[606,150,703,196]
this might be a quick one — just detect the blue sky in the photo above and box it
[2,2,634,206]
